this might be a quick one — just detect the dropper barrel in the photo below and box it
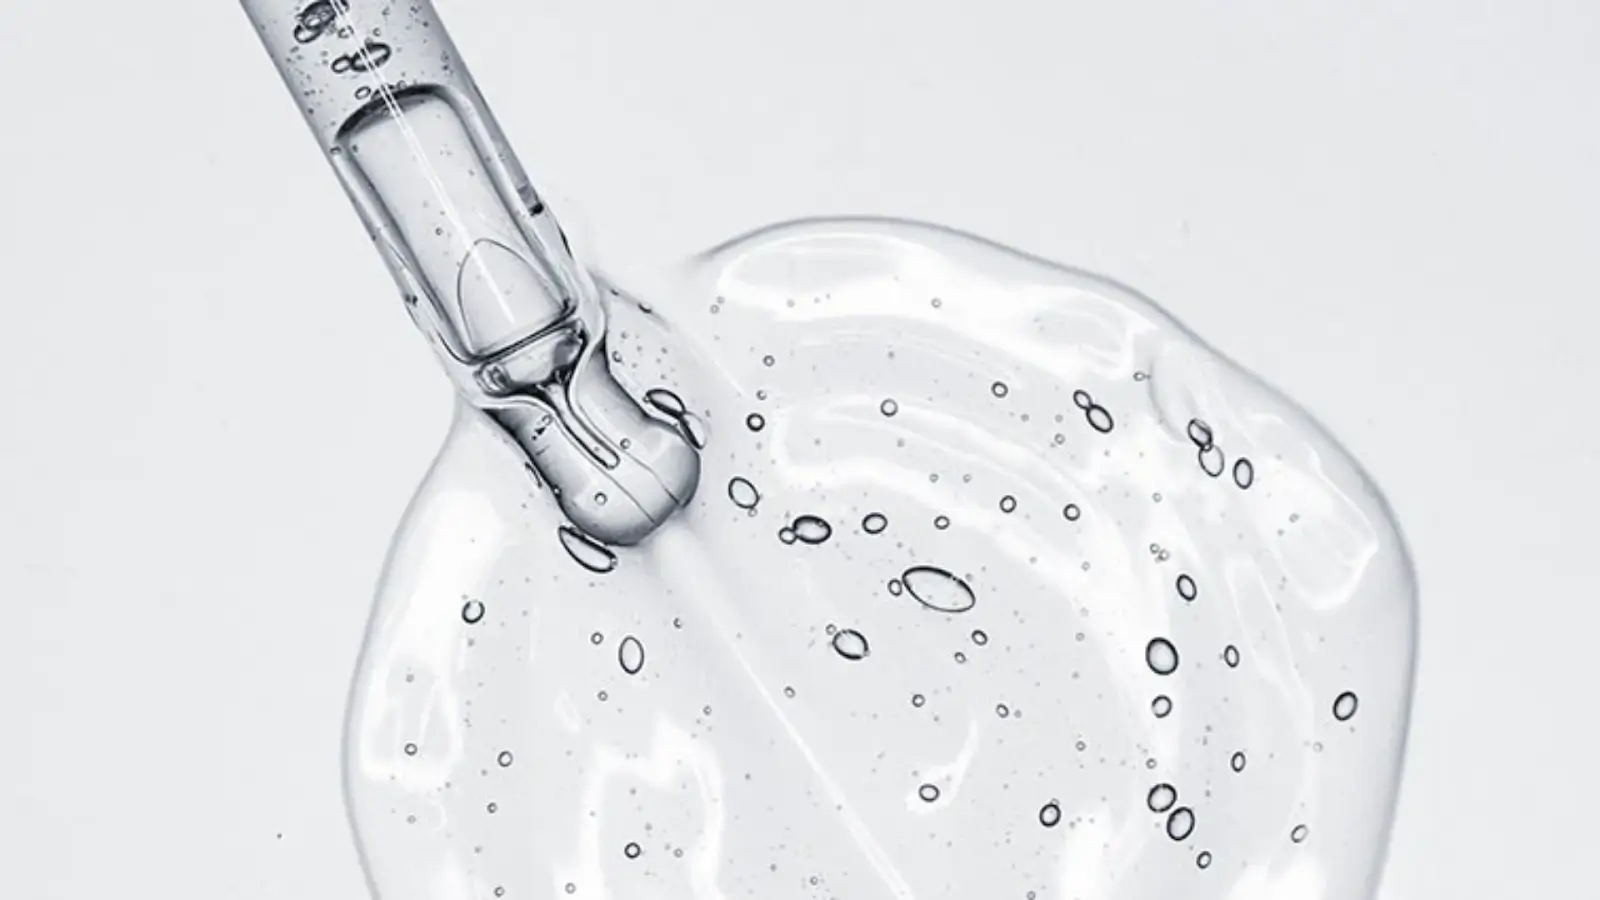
[242,0,474,153]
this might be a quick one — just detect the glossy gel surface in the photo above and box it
[347,218,1416,900]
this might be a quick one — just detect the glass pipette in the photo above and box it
[240,0,700,545]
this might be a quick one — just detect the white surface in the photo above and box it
[1,1,1595,897]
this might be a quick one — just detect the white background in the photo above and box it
[2,0,1596,897]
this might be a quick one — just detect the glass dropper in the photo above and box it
[240,0,700,544]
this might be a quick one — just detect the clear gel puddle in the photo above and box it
[240,3,1416,898]
[350,219,1416,900]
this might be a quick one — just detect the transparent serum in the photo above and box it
[243,2,1418,899]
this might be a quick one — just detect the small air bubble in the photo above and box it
[791,515,833,544]
[558,526,617,574]
[1152,695,1173,718]
[918,783,940,802]
[624,842,641,859]
[862,512,888,534]
[999,495,1017,513]
[727,476,761,510]
[1146,638,1180,675]
[1233,458,1255,489]
[1223,645,1241,667]
[971,629,989,646]
[911,693,926,707]
[1230,751,1247,772]
[1072,390,1092,410]
[1199,444,1225,477]
[1063,503,1082,521]
[762,355,775,367]
[1085,404,1114,433]
[1176,574,1197,601]
[618,636,645,675]
[1166,807,1196,841]
[1333,691,1360,721]
[1187,418,1213,448]
[934,515,951,530]
[461,600,485,624]
[496,751,513,767]
[403,742,418,756]
[745,413,765,432]
[1291,824,1309,843]
[991,381,1009,398]
[1197,850,1213,869]
[880,399,899,417]
[831,628,870,660]
[1039,801,1061,827]
[1147,783,1177,813]
[901,566,976,613]
[778,527,797,544]
[590,632,604,645]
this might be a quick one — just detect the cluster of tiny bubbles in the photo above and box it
[1152,695,1173,718]
[460,599,485,624]
[1223,644,1241,668]
[618,635,645,675]
[831,628,870,660]
[727,476,760,511]
[1176,573,1198,602]
[1291,824,1310,843]
[745,412,765,432]
[1231,751,1248,772]
[991,380,1009,398]
[862,512,888,534]
[1039,800,1062,828]
[918,783,941,802]
[999,494,1018,513]
[558,525,617,574]
[879,398,899,417]
[1071,389,1115,433]
[496,750,513,767]
[1146,637,1180,675]
[1063,503,1082,521]
[1333,690,1361,721]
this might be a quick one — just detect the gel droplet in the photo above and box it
[1146,637,1180,675]
[618,636,645,675]
[831,628,869,660]
[902,566,976,613]
[557,525,618,574]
